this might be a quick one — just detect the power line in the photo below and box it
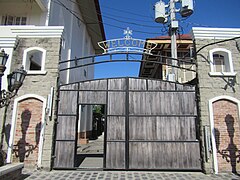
[69,0,154,23]
[100,3,154,19]
[53,0,167,35]
[52,0,103,37]
[99,13,161,29]
[101,11,154,23]
[67,0,166,31]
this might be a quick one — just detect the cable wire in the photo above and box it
[53,0,167,35]
[53,0,103,37]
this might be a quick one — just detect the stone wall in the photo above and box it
[0,37,61,170]
[195,38,240,173]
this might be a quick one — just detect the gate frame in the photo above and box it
[53,76,201,170]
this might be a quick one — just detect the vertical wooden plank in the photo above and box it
[80,79,107,90]
[129,78,147,90]
[105,78,127,169]
[58,84,78,114]
[55,83,78,168]
[106,142,125,169]
[54,142,75,168]
[79,91,106,104]
[107,117,125,140]
[108,78,126,90]
[108,92,125,115]
[56,116,76,140]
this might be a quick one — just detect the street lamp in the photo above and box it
[0,49,27,108]
[0,50,8,76]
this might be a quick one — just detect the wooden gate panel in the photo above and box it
[54,116,76,168]
[58,85,78,114]
[56,116,76,140]
[129,78,147,90]
[108,78,126,90]
[107,117,125,140]
[127,78,200,170]
[129,92,196,115]
[106,89,126,169]
[106,142,125,169]
[79,91,106,104]
[54,141,75,168]
[129,117,197,141]
[129,142,200,169]
[80,79,107,90]
[108,92,125,115]
[54,84,78,168]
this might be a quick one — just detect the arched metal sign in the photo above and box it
[98,27,157,54]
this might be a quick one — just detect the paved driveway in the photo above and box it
[22,169,240,180]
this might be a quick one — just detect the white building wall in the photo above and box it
[1,0,98,84]
[79,105,93,133]
[48,0,95,84]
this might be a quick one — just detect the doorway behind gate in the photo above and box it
[76,104,105,169]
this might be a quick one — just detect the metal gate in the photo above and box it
[53,77,201,170]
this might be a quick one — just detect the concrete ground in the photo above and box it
[21,169,240,180]
[77,133,104,168]
[77,133,104,155]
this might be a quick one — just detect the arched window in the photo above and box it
[23,47,46,74]
[209,48,236,76]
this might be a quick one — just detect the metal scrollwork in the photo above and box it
[0,90,16,108]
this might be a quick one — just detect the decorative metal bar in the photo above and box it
[59,52,196,65]
[59,59,196,72]
[0,90,17,108]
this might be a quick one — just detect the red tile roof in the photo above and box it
[148,34,192,40]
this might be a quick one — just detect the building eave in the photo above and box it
[77,0,106,54]
[9,26,64,38]
[0,26,64,48]
[35,0,48,11]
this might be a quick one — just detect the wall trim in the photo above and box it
[0,26,64,39]
[192,27,240,40]
[209,48,234,73]
[7,94,47,168]
[22,47,47,74]
[208,95,240,174]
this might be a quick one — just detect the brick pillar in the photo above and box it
[12,98,43,168]
[213,99,240,173]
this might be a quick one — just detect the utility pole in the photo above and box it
[155,0,194,82]
[169,0,178,80]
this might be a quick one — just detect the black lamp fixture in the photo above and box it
[0,49,9,76]
[0,49,27,108]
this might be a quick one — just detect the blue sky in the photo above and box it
[94,0,240,79]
